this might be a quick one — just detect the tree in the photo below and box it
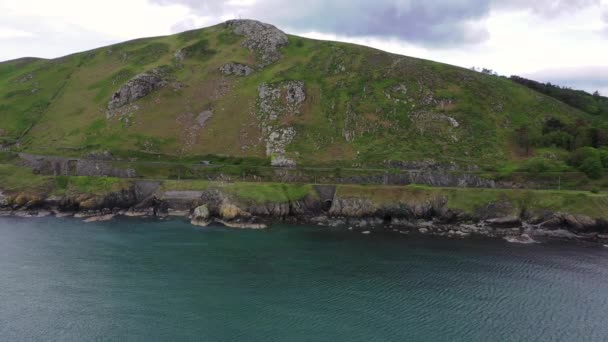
[593,90,601,98]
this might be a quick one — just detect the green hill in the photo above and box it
[1,19,606,174]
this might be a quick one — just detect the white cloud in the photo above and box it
[0,0,606,94]
[0,27,34,39]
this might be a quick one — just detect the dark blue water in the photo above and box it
[1,217,608,341]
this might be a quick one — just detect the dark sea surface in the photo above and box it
[1,217,608,341]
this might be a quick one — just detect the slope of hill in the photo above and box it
[0,19,604,172]
[510,76,608,116]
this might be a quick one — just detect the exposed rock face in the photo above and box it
[2,182,608,242]
[271,155,297,168]
[108,67,170,110]
[191,204,210,227]
[220,63,254,76]
[0,191,8,208]
[196,110,213,128]
[225,19,289,66]
[85,150,114,161]
[174,49,186,63]
[504,234,537,244]
[257,81,306,167]
[484,216,522,228]
[536,212,600,232]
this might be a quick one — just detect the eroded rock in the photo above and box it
[191,204,210,227]
[108,67,171,110]
[257,81,306,166]
[0,191,10,208]
[225,19,289,66]
[504,234,537,244]
[220,63,254,76]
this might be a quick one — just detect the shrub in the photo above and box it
[518,157,569,174]
[579,156,603,179]
[569,147,599,167]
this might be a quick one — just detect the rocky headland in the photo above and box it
[1,180,607,245]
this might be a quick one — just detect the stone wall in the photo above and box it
[18,153,137,178]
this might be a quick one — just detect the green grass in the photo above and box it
[336,184,608,219]
[53,175,130,195]
[0,19,603,178]
[223,182,316,203]
[0,164,52,191]
[2,160,607,218]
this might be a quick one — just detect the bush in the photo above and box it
[569,147,599,167]
[539,131,573,149]
[579,156,603,179]
[518,157,569,174]
[599,148,608,168]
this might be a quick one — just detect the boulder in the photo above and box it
[108,67,170,110]
[484,215,522,228]
[0,191,8,208]
[220,63,254,76]
[504,234,537,244]
[84,214,115,223]
[219,203,249,220]
[564,214,597,231]
[191,204,211,227]
[271,155,296,168]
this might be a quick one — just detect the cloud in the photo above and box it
[0,27,34,39]
[152,0,602,47]
[603,9,608,36]
[496,0,601,17]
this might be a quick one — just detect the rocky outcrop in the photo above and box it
[108,67,170,110]
[191,204,210,226]
[220,63,254,76]
[1,179,607,244]
[225,19,289,66]
[258,81,306,167]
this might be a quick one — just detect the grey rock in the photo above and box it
[191,204,211,227]
[564,214,597,231]
[257,81,306,166]
[196,110,214,128]
[504,234,537,244]
[83,214,115,223]
[225,19,289,66]
[271,155,297,168]
[85,150,114,160]
[285,81,306,105]
[0,191,8,208]
[108,67,170,110]
[220,63,254,76]
[484,215,522,228]
[174,49,186,62]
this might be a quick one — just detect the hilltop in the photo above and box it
[1,19,607,176]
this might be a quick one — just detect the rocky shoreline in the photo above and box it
[1,183,607,245]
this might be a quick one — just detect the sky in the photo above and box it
[1,0,607,95]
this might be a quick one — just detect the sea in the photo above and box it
[1,217,608,341]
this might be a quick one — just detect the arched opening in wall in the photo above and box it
[383,214,392,225]
[322,199,333,212]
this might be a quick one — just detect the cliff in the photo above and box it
[2,176,607,244]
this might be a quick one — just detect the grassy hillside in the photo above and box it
[0,20,605,174]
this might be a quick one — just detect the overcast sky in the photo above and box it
[1,0,607,94]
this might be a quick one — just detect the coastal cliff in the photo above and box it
[2,177,607,244]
